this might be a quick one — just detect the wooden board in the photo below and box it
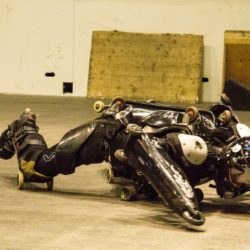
[88,31,203,103]
[225,31,250,89]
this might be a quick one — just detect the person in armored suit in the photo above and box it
[0,94,250,226]
[0,95,249,192]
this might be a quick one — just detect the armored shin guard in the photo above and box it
[10,109,49,179]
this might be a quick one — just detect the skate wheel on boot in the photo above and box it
[114,149,128,163]
[182,106,199,124]
[107,166,114,183]
[47,178,54,191]
[94,101,105,113]
[110,96,125,108]
[17,171,24,190]
[182,210,205,226]
[120,185,138,201]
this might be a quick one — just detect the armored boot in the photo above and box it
[10,109,50,181]
[0,127,15,159]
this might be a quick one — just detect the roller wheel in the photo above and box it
[107,166,115,183]
[120,185,138,201]
[47,178,54,191]
[94,101,105,113]
[114,149,128,163]
[194,188,204,203]
[221,110,232,125]
[182,210,205,226]
[110,96,125,107]
[183,106,199,124]
[17,171,24,190]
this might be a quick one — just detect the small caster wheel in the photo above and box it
[120,185,138,201]
[194,188,204,203]
[47,178,54,191]
[182,210,205,226]
[94,101,105,113]
[110,96,125,108]
[183,106,199,124]
[110,97,126,112]
[219,110,232,125]
[17,171,24,190]
[114,149,128,163]
[107,166,115,183]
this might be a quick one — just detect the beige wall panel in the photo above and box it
[88,31,203,103]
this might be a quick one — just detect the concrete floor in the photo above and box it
[0,94,250,250]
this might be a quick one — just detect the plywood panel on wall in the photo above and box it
[88,31,203,103]
[225,31,250,89]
